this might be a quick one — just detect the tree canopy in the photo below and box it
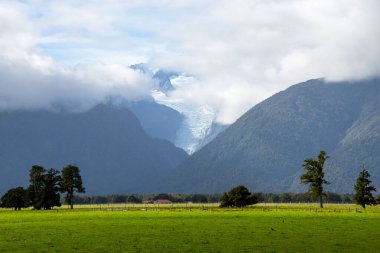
[42,168,62,210]
[300,150,329,208]
[60,165,85,209]
[27,165,61,210]
[27,165,46,210]
[1,164,86,210]
[353,168,377,208]
[0,187,27,210]
[220,185,258,208]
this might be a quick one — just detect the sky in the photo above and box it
[0,0,379,123]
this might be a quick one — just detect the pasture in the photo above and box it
[0,204,379,252]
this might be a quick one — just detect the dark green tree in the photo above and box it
[300,150,329,208]
[27,166,61,210]
[1,187,28,210]
[127,195,142,203]
[153,193,175,202]
[60,165,85,209]
[280,193,293,203]
[220,185,258,208]
[188,194,208,203]
[220,192,233,207]
[353,168,377,208]
[27,165,46,210]
[325,192,342,203]
[42,168,61,210]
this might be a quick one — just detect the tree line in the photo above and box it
[221,150,379,208]
[2,151,378,210]
[72,193,222,204]
[68,192,356,205]
[1,165,84,210]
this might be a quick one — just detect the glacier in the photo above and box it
[152,75,218,154]
[130,63,226,154]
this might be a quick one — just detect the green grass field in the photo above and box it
[0,204,379,252]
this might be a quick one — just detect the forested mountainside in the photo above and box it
[165,79,380,193]
[0,104,188,195]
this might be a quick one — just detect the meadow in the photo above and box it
[0,204,379,253]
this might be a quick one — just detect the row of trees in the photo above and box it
[1,165,85,210]
[2,151,376,210]
[254,192,355,204]
[73,192,356,205]
[73,191,355,205]
[300,150,377,208]
[220,150,379,208]
[72,193,222,204]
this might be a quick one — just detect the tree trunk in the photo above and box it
[68,192,74,209]
[319,195,323,208]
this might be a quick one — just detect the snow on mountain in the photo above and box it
[130,64,227,154]
[152,106,209,153]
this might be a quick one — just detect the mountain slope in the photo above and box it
[166,79,380,193]
[122,100,184,143]
[0,104,188,195]
[326,92,380,192]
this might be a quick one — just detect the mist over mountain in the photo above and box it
[164,79,380,194]
[0,104,188,195]
[152,70,177,93]
[129,63,176,93]
[129,63,228,153]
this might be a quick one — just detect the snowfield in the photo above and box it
[152,75,216,154]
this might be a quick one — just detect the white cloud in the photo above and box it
[150,0,380,123]
[0,1,153,111]
[0,0,379,122]
[0,53,152,111]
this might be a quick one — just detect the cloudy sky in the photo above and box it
[0,0,379,123]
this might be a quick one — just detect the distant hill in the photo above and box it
[165,79,380,193]
[0,104,188,195]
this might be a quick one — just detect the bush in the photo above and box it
[220,185,258,208]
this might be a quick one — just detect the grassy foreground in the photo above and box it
[0,204,379,253]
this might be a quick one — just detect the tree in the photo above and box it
[1,187,28,210]
[325,192,342,203]
[187,194,208,203]
[127,195,142,203]
[42,168,61,210]
[60,165,85,209]
[280,193,293,203]
[27,165,61,210]
[153,193,175,202]
[300,150,329,208]
[220,185,258,208]
[27,165,46,210]
[353,168,377,208]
